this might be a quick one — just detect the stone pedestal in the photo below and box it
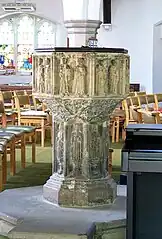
[32,47,130,207]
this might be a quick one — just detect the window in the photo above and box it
[37,21,55,48]
[0,14,56,75]
[0,20,14,75]
[17,15,34,73]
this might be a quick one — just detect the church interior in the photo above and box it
[0,0,161,239]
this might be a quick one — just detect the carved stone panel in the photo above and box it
[33,54,53,95]
[44,97,123,123]
[53,120,109,180]
[32,51,130,98]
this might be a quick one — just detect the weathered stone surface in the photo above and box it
[98,228,125,239]
[32,48,130,207]
[32,51,130,98]
[95,220,126,239]
[43,97,123,123]
[44,174,116,207]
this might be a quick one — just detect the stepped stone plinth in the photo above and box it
[32,47,130,207]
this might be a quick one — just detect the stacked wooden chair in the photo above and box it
[0,99,36,191]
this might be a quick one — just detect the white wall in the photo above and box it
[152,23,162,93]
[98,0,162,93]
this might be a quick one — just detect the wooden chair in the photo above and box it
[129,106,141,123]
[0,145,7,191]
[137,95,149,110]
[0,134,15,176]
[122,98,137,127]
[0,92,17,125]
[110,107,125,143]
[122,98,139,139]
[146,94,156,110]
[130,96,140,107]
[15,94,50,147]
[111,116,120,143]
[125,97,137,120]
[0,91,14,109]
[0,100,36,166]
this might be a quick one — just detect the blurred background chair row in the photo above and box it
[110,91,162,143]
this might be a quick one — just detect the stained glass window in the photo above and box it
[37,21,55,48]
[0,20,15,75]
[17,15,34,74]
[0,14,56,76]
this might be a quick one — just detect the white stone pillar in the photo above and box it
[64,20,101,47]
[62,0,102,47]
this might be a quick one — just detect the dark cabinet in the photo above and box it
[122,124,162,239]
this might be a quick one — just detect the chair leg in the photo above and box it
[115,117,120,143]
[111,121,115,143]
[108,148,114,176]
[122,127,126,141]
[32,133,36,163]
[10,141,16,176]
[21,135,26,169]
[41,119,45,147]
[2,148,7,184]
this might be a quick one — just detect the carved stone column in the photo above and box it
[32,48,130,207]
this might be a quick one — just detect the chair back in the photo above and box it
[16,95,31,109]
[15,95,31,125]
[137,95,149,110]
[2,91,13,101]
[13,90,25,97]
[0,91,14,109]
[129,106,139,122]
[130,96,139,107]
[129,92,135,97]
[122,99,131,126]
[154,93,162,111]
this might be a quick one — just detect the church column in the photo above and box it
[62,0,102,47]
[64,20,101,47]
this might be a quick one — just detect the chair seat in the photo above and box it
[0,132,15,141]
[0,111,15,117]
[21,110,47,117]
[0,138,8,145]
[0,129,23,137]
[6,125,35,133]
[0,144,5,153]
